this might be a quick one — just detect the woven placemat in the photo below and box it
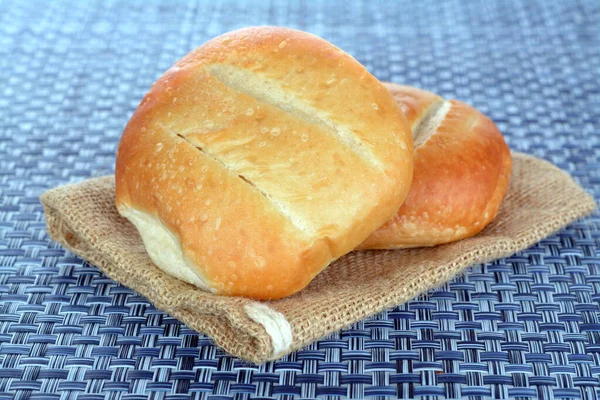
[40,152,595,363]
[2,0,599,397]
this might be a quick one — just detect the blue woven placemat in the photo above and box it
[1,0,599,399]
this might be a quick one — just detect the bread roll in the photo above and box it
[115,27,413,299]
[358,83,511,249]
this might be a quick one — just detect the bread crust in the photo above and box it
[358,83,512,249]
[115,27,413,299]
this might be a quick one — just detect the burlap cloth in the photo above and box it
[40,152,596,363]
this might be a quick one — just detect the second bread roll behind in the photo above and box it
[358,83,512,250]
[115,27,414,299]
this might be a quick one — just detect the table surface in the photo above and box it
[1,0,599,399]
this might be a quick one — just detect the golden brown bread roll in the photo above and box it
[115,27,414,299]
[358,83,512,250]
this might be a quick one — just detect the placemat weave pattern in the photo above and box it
[1,0,599,399]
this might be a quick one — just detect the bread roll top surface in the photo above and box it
[115,27,413,299]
